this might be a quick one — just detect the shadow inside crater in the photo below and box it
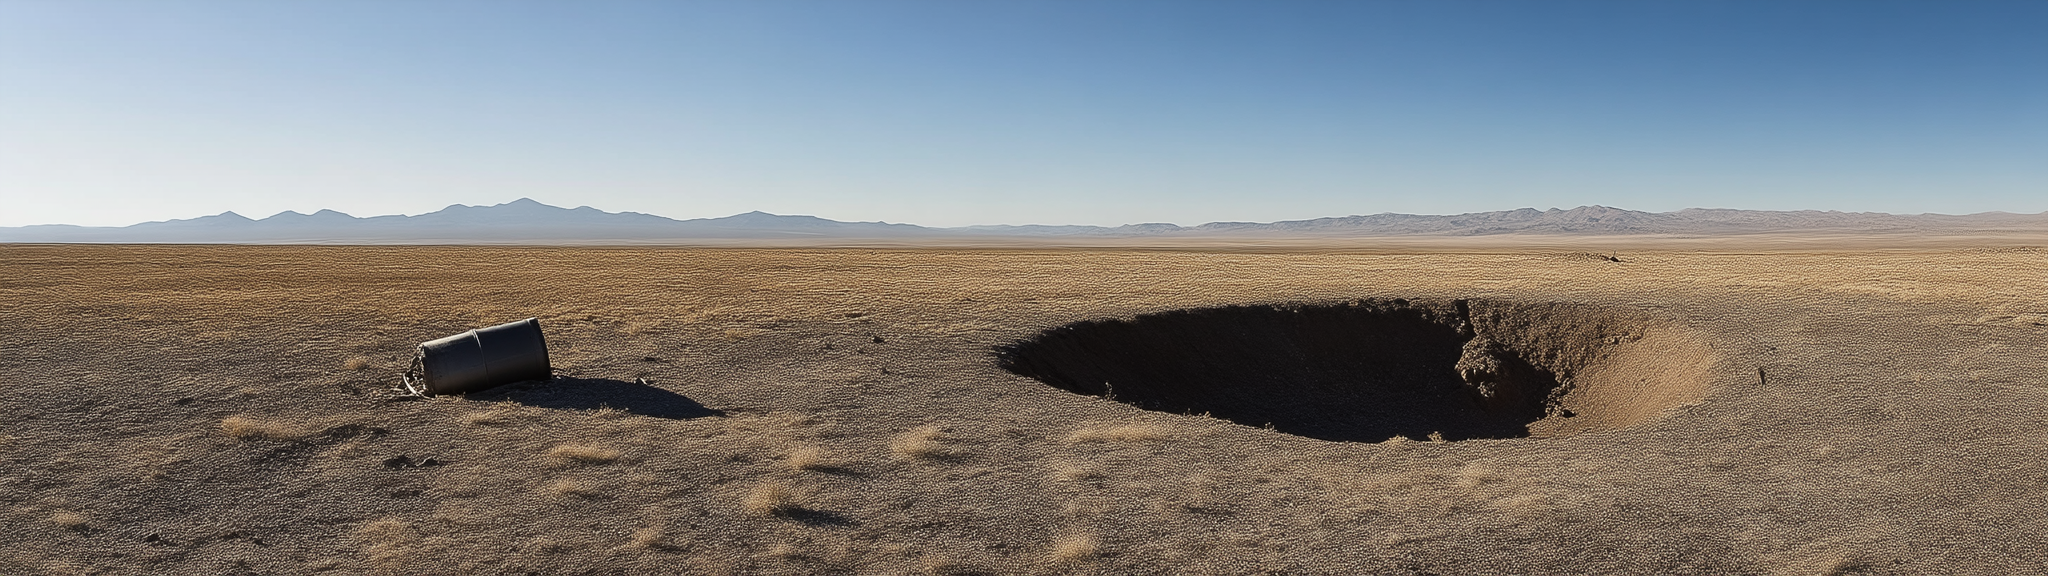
[997,300,1564,443]
[467,377,724,420]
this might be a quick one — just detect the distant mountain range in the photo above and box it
[4,198,2045,244]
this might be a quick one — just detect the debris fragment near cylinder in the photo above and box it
[403,318,553,396]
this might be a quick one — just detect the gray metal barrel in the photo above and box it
[407,318,553,395]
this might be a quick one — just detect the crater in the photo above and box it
[998,299,1717,442]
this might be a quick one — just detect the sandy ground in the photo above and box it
[3,242,2046,575]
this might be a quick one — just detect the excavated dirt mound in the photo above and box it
[999,299,1718,442]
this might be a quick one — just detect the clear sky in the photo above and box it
[2,1,2044,227]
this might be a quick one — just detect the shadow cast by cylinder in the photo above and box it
[466,377,724,420]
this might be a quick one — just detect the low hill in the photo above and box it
[3,199,2044,244]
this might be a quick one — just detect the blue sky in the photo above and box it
[2,1,2043,227]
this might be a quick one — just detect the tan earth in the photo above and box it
[4,241,2047,575]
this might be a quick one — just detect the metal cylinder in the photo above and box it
[410,318,553,395]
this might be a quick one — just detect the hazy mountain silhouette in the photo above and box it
[3,199,2044,244]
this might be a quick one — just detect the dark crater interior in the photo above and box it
[999,299,1615,443]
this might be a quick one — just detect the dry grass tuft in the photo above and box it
[546,443,621,466]
[784,446,838,472]
[1065,423,1171,443]
[460,409,515,427]
[1050,462,1104,482]
[356,517,414,541]
[766,542,803,559]
[546,479,602,499]
[354,517,419,570]
[1049,533,1100,565]
[50,511,87,530]
[920,555,979,576]
[624,526,672,551]
[219,415,307,441]
[342,356,372,371]
[742,481,806,516]
[890,425,957,460]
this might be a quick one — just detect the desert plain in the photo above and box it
[4,240,2047,575]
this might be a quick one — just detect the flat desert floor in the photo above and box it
[4,243,2047,575]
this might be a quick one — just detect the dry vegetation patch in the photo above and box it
[623,526,674,551]
[742,481,808,517]
[1065,423,1172,443]
[1049,533,1100,565]
[460,408,517,427]
[49,511,88,530]
[784,446,840,472]
[353,518,420,570]
[546,443,621,465]
[546,479,603,499]
[890,425,959,461]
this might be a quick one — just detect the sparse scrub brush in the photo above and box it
[546,479,601,499]
[547,443,621,465]
[220,416,307,441]
[1065,423,1170,443]
[890,425,956,460]
[624,526,671,550]
[743,482,805,516]
[50,511,87,530]
[1048,533,1099,565]
[785,446,836,471]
